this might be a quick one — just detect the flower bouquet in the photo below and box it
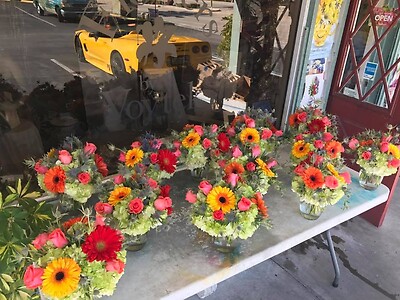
[185,180,269,252]
[23,216,126,299]
[26,136,108,208]
[346,126,400,190]
[96,178,173,251]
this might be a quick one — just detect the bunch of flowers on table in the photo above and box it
[23,214,126,299]
[345,126,400,187]
[26,136,108,206]
[288,106,351,214]
[185,179,270,242]
[170,123,221,173]
[95,174,173,245]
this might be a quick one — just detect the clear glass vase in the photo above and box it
[358,168,383,191]
[299,201,323,220]
[124,234,147,251]
[212,236,240,253]
[190,168,205,178]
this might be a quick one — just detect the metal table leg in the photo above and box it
[325,230,340,287]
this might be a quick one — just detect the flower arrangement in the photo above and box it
[26,136,108,206]
[23,215,126,299]
[185,180,269,242]
[288,106,351,215]
[346,127,400,188]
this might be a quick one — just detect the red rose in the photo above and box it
[362,151,372,160]
[246,162,256,172]
[114,174,125,184]
[78,172,91,184]
[213,210,224,221]
[34,161,48,174]
[128,198,144,214]
[95,202,113,215]
[23,265,43,290]
[150,153,158,164]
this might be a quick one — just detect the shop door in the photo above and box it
[327,0,400,227]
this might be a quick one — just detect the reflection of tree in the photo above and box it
[235,0,280,107]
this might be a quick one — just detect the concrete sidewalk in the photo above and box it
[187,184,400,300]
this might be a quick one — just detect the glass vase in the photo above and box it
[299,201,323,220]
[124,234,147,251]
[190,168,205,178]
[212,236,240,253]
[358,168,383,191]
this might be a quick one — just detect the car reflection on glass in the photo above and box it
[74,17,212,79]
[33,0,98,22]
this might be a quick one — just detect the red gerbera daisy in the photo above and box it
[43,166,66,194]
[95,154,108,177]
[217,133,231,152]
[307,119,326,133]
[157,149,177,174]
[81,225,123,262]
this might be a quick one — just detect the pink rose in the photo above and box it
[227,126,236,137]
[388,159,400,168]
[267,160,277,169]
[148,178,158,189]
[150,153,158,164]
[95,202,113,215]
[297,112,307,123]
[194,125,204,136]
[382,135,392,143]
[131,141,141,148]
[106,259,125,274]
[32,233,48,250]
[34,161,48,174]
[314,155,324,166]
[362,151,372,160]
[202,138,212,149]
[232,145,243,158]
[212,149,221,157]
[211,124,218,133]
[77,172,91,184]
[152,139,163,149]
[185,190,197,203]
[129,198,144,214]
[199,181,212,195]
[23,265,43,290]
[314,140,324,149]
[213,210,224,221]
[48,228,68,248]
[380,142,389,153]
[114,174,125,184]
[294,164,305,175]
[295,134,303,141]
[261,129,273,139]
[226,173,239,188]
[246,162,256,172]
[325,176,339,189]
[118,152,126,162]
[313,109,322,116]
[275,130,283,137]
[340,172,352,184]
[58,150,72,165]
[348,138,359,150]
[154,196,172,211]
[95,215,105,226]
[252,145,261,158]
[245,118,255,128]
[173,140,181,149]
[323,132,333,142]
[238,197,252,211]
[218,160,226,168]
[84,142,97,154]
[321,116,331,126]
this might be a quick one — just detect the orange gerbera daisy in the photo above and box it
[182,132,201,148]
[288,113,297,126]
[251,192,268,218]
[301,167,324,190]
[43,166,66,194]
[240,128,260,144]
[62,216,88,230]
[224,161,245,176]
[255,158,275,177]
[108,187,131,206]
[125,148,144,167]
[325,141,343,159]
[291,140,310,158]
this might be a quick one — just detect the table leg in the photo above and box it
[325,230,340,287]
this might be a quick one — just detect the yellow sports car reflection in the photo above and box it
[74,20,212,78]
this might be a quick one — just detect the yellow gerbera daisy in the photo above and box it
[182,132,201,148]
[388,143,400,159]
[125,148,144,167]
[207,186,236,213]
[327,163,345,183]
[292,140,310,158]
[41,258,81,299]
[240,128,260,144]
[47,148,56,158]
[255,158,275,177]
[108,187,131,206]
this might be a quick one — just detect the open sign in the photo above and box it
[373,7,398,26]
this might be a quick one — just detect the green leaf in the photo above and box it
[16,179,22,195]
[23,192,40,199]
[0,277,10,293]
[0,274,13,283]
[18,290,30,300]
[20,180,30,198]
[4,194,17,206]
[0,193,3,209]
[0,292,7,300]
[6,186,16,194]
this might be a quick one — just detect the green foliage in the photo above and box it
[217,14,233,66]
[0,178,53,300]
